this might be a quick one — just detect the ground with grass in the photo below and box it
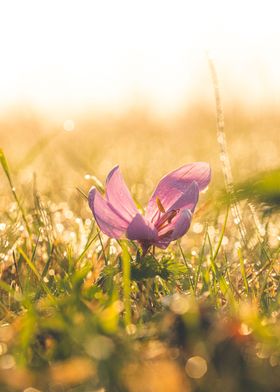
[0,104,279,391]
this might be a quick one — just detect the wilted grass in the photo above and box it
[0,102,279,392]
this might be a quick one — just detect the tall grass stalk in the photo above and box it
[208,57,247,248]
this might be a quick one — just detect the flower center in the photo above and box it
[155,209,179,231]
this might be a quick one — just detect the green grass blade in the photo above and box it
[212,205,229,262]
[120,241,131,327]
[194,223,208,292]
[0,148,31,236]
[238,248,249,294]
[18,248,55,302]
[177,241,194,292]
[0,148,13,186]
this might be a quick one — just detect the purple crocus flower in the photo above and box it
[88,163,211,254]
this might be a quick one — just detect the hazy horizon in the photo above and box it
[1,1,280,118]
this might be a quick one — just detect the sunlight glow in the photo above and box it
[0,0,280,114]
[63,119,75,132]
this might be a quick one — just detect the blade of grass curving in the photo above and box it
[18,248,55,302]
[31,233,40,262]
[33,173,54,245]
[238,248,249,295]
[207,228,234,306]
[235,168,280,213]
[207,234,218,298]
[12,251,23,293]
[194,223,208,292]
[0,149,31,237]
[41,244,54,279]
[120,241,131,327]
[212,205,229,262]
[23,233,41,293]
[258,259,277,302]
[76,232,99,264]
[84,221,97,247]
[0,280,17,295]
[225,255,242,300]
[177,241,194,292]
[97,229,108,265]
[248,202,273,265]
[76,187,88,200]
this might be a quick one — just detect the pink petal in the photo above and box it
[88,187,129,238]
[153,238,172,249]
[171,208,192,240]
[146,162,211,222]
[126,213,158,242]
[168,181,199,212]
[106,166,138,221]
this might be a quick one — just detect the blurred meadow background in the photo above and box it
[0,1,280,391]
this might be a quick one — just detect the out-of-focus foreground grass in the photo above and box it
[0,103,279,392]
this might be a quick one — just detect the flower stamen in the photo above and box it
[156,209,179,231]
[156,197,166,213]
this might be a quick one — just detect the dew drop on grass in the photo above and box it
[191,249,198,257]
[55,223,64,234]
[234,217,241,225]
[64,210,74,219]
[109,245,117,255]
[48,269,55,277]
[221,236,229,246]
[192,222,203,233]
[85,218,91,226]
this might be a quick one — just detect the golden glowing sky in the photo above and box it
[0,0,280,115]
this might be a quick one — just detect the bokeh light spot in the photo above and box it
[0,354,16,369]
[185,356,207,379]
[63,119,75,132]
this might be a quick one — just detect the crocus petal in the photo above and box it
[153,238,173,249]
[89,187,129,238]
[146,162,211,222]
[167,181,199,212]
[126,213,158,242]
[171,208,192,240]
[105,166,138,221]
